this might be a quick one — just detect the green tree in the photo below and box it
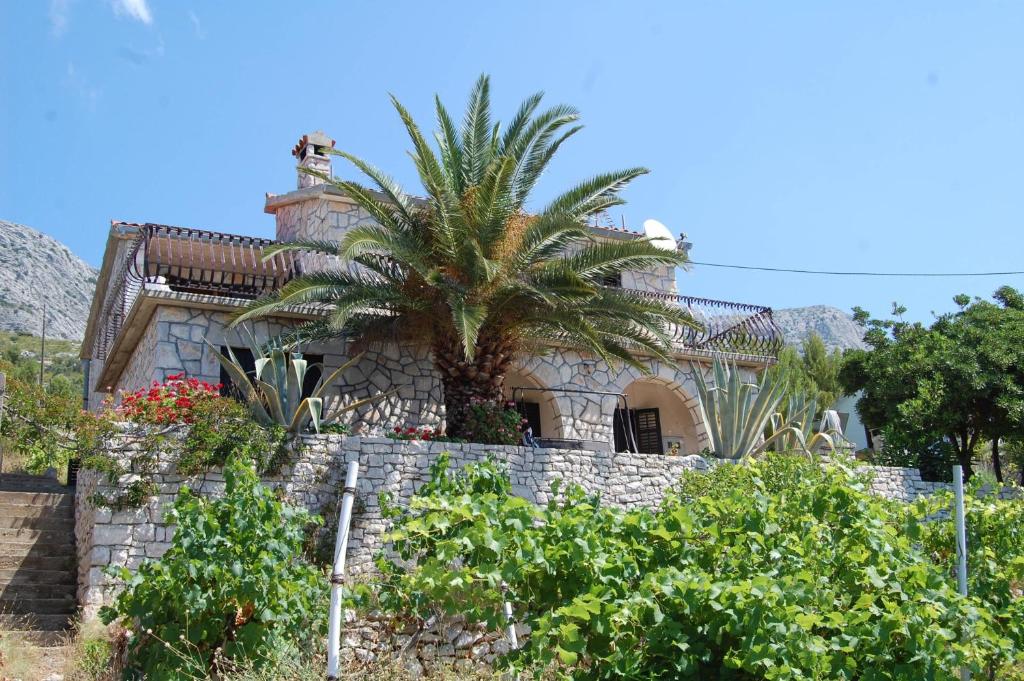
[840,287,1024,481]
[236,76,694,437]
[769,332,843,413]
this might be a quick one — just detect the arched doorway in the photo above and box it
[502,369,562,441]
[617,379,700,454]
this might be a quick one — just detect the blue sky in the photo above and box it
[3,2,1024,323]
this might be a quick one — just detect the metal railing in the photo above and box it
[93,224,782,362]
[626,289,784,359]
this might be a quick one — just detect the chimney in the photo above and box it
[291,131,335,189]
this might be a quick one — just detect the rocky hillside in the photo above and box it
[0,220,97,340]
[772,305,867,351]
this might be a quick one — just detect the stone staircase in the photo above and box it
[0,474,77,644]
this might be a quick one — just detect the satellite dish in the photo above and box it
[642,218,676,252]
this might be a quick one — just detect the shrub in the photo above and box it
[460,399,524,445]
[100,456,325,679]
[908,486,1024,680]
[366,453,1019,679]
[116,373,222,424]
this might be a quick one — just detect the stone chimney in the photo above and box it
[291,131,335,189]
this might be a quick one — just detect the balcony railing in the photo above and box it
[627,289,783,359]
[94,224,782,362]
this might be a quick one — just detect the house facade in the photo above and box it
[80,132,783,454]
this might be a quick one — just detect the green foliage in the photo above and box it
[100,456,325,680]
[210,333,391,435]
[908,485,1024,679]
[770,333,844,414]
[235,75,694,437]
[695,357,820,460]
[80,392,290,509]
[0,366,84,473]
[364,454,1019,678]
[461,399,524,445]
[841,288,1024,480]
[866,426,958,483]
[768,390,840,455]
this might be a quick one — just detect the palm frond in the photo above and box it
[544,168,649,218]
[461,74,493,186]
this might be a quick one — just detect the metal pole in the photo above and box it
[39,301,46,387]
[327,461,359,681]
[500,581,519,650]
[953,465,970,681]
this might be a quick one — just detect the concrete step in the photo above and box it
[0,569,76,585]
[0,539,75,557]
[0,595,76,615]
[0,553,75,571]
[0,503,74,519]
[0,629,69,646]
[0,528,75,543]
[0,577,74,593]
[0,474,68,492]
[0,516,74,531]
[0,613,72,631]
[0,491,74,507]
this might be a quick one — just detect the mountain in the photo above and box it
[772,305,867,352]
[0,220,98,341]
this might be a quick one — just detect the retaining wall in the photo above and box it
[74,437,1015,671]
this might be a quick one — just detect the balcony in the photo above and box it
[94,224,782,363]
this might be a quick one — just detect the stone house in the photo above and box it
[80,132,783,454]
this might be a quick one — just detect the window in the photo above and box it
[218,347,323,400]
[613,407,663,454]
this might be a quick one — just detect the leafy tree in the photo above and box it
[237,76,694,437]
[770,332,843,413]
[840,288,1024,481]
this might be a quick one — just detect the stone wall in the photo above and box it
[104,306,444,433]
[75,437,710,615]
[96,302,732,455]
[866,465,1020,503]
[76,438,1018,672]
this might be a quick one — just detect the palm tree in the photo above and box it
[236,76,697,438]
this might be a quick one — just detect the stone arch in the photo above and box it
[502,365,564,440]
[620,375,708,454]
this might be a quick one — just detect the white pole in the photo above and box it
[953,465,970,681]
[500,581,519,650]
[327,461,359,681]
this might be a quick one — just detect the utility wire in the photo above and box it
[688,261,1024,278]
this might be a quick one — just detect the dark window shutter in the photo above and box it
[634,408,663,454]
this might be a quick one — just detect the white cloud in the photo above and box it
[110,0,153,25]
[187,10,205,39]
[49,0,72,37]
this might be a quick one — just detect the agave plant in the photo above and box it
[767,392,840,456]
[693,357,790,461]
[207,332,392,434]
[696,358,841,461]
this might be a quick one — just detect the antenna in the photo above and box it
[642,218,677,252]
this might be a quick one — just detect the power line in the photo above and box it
[689,261,1024,278]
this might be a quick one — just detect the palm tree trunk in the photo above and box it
[432,333,515,438]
